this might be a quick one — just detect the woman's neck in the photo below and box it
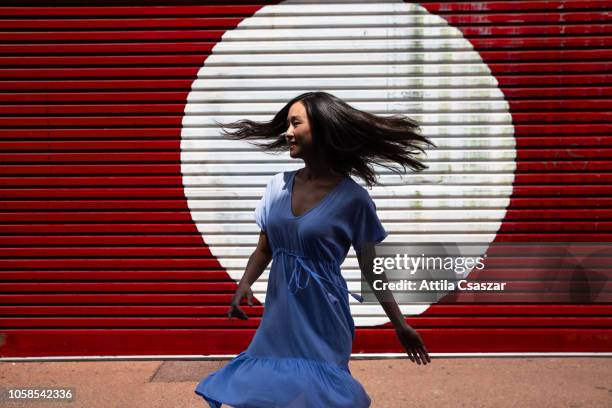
[300,158,343,182]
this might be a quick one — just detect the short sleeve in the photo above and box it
[352,193,388,254]
[254,175,274,233]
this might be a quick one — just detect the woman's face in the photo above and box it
[284,101,313,159]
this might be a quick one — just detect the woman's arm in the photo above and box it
[238,230,273,287]
[357,250,431,365]
[228,231,273,320]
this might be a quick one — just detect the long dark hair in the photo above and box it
[215,91,436,187]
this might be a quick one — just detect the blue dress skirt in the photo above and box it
[195,169,388,408]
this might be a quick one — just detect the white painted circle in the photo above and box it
[180,1,516,326]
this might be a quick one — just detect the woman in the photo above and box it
[195,91,435,407]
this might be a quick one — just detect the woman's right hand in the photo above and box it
[227,282,254,320]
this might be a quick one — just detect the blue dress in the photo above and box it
[195,169,388,408]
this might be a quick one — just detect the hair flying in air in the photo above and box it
[214,91,436,187]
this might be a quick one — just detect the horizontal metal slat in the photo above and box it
[2,2,611,16]
[2,99,611,117]
[2,197,611,212]
[2,25,612,43]
[1,304,610,316]
[1,174,612,187]
[0,292,609,305]
[2,316,611,329]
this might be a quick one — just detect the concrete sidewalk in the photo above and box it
[0,357,610,407]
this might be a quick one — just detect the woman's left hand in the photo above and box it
[395,323,431,365]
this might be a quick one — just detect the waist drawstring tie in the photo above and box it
[273,247,364,303]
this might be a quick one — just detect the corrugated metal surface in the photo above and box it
[1,1,611,357]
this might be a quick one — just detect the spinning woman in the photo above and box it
[195,91,435,407]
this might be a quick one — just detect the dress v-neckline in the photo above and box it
[289,169,347,219]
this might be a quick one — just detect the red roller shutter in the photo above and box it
[0,1,610,357]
